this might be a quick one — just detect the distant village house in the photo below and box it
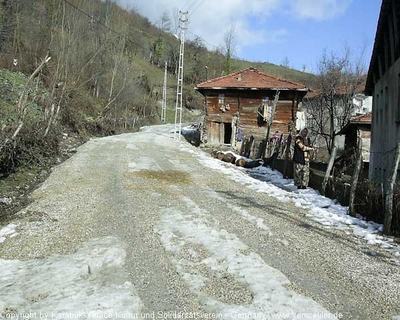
[335,112,372,177]
[299,81,372,152]
[195,67,309,158]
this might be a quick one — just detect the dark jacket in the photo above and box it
[293,135,313,165]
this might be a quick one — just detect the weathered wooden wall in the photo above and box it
[240,95,265,140]
[203,89,301,148]
[361,130,371,162]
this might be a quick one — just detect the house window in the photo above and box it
[218,94,225,105]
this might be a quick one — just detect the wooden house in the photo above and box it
[195,67,308,156]
[365,0,400,186]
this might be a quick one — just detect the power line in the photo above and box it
[181,0,192,10]
[64,0,241,66]
[63,0,120,36]
[189,1,203,18]
[62,0,150,52]
[186,30,241,60]
[181,0,198,12]
[186,30,218,50]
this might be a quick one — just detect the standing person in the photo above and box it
[270,130,280,144]
[293,128,314,189]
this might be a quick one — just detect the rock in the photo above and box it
[38,170,48,180]
[366,250,377,257]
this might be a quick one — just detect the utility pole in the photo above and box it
[161,61,167,122]
[174,11,188,140]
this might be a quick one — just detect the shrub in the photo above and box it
[0,123,60,175]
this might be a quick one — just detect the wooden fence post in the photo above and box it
[348,134,363,217]
[384,142,400,235]
[283,133,292,178]
[263,90,280,159]
[322,145,337,196]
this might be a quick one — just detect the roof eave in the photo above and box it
[195,86,308,91]
[365,0,389,96]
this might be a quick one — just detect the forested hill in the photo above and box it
[0,0,315,174]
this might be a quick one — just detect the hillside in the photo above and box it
[0,0,316,177]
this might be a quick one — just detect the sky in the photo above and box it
[115,0,382,73]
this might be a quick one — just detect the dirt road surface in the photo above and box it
[0,125,399,320]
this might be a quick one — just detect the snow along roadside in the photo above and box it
[179,145,400,265]
[154,196,340,319]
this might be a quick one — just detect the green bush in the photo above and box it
[0,123,60,175]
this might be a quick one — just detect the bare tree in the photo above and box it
[159,11,171,32]
[171,8,180,36]
[223,24,237,74]
[281,56,290,68]
[304,46,366,154]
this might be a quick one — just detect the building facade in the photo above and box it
[195,67,308,156]
[365,0,400,186]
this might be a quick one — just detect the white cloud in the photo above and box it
[114,0,351,60]
[289,0,353,21]
[114,0,285,55]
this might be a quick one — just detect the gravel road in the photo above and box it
[0,125,399,320]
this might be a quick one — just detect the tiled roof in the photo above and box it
[195,67,308,90]
[306,79,367,99]
[350,112,372,124]
[338,112,372,135]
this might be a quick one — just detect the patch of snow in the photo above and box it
[0,237,142,315]
[126,143,138,150]
[154,197,339,319]
[0,224,18,243]
[140,124,176,138]
[0,197,12,205]
[179,145,400,264]
[128,156,161,172]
